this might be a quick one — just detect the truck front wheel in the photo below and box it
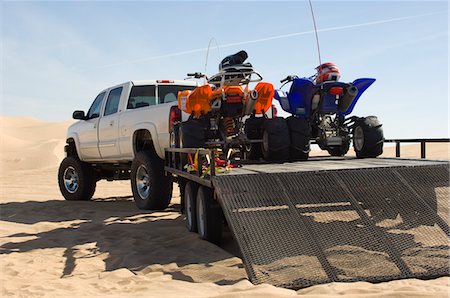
[58,157,96,201]
[130,151,173,210]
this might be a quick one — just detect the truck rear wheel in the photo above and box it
[353,116,384,158]
[262,117,290,162]
[130,151,173,210]
[184,181,199,232]
[196,186,223,245]
[287,116,311,161]
[58,156,96,201]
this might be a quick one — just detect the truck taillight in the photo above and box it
[157,80,174,83]
[169,106,181,131]
[272,104,278,118]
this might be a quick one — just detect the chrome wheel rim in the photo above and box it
[197,192,206,237]
[354,126,364,151]
[136,165,150,199]
[64,166,79,194]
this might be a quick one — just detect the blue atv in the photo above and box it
[272,63,384,161]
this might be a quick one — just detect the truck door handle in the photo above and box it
[109,121,114,126]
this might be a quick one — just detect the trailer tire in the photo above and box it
[262,117,290,162]
[58,157,96,201]
[181,117,206,148]
[287,116,311,161]
[184,182,199,232]
[244,116,264,160]
[130,151,173,210]
[353,116,384,158]
[196,186,223,245]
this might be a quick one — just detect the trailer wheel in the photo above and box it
[262,117,290,162]
[181,117,206,148]
[244,116,264,160]
[130,151,173,210]
[287,116,311,161]
[184,182,199,232]
[58,156,96,201]
[353,116,384,158]
[196,186,223,245]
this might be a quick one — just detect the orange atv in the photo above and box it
[171,51,285,161]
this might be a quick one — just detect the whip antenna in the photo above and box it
[204,38,221,75]
[308,0,322,67]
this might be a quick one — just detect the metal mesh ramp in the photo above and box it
[213,163,450,289]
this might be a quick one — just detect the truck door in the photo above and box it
[77,92,105,160]
[98,86,124,159]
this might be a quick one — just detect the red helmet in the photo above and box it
[315,62,340,84]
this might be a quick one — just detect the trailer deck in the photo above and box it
[165,151,449,289]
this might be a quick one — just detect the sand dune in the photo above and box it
[0,116,448,297]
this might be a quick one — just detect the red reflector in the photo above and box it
[329,87,344,95]
[157,80,174,83]
[226,95,243,103]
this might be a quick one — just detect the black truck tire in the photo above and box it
[287,116,311,161]
[244,116,264,160]
[181,118,206,148]
[353,116,384,158]
[130,151,173,210]
[184,181,199,232]
[58,156,96,201]
[262,117,290,162]
[196,186,223,245]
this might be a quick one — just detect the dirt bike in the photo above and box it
[274,68,384,160]
[172,50,276,160]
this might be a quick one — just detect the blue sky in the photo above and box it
[1,0,448,138]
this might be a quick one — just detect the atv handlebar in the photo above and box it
[280,75,298,83]
[187,72,206,79]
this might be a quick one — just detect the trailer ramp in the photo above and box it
[213,158,449,289]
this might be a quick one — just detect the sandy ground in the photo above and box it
[0,116,449,297]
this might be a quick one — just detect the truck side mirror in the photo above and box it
[72,110,86,120]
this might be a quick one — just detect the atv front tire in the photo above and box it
[262,117,290,162]
[353,116,384,158]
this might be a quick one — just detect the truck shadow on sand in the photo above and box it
[0,198,246,285]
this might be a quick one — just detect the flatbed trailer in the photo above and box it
[165,148,450,289]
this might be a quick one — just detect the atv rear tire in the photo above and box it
[244,116,264,160]
[287,116,311,161]
[130,151,173,210]
[262,117,290,162]
[181,117,206,148]
[353,116,384,158]
[58,157,96,201]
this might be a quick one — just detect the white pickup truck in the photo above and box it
[58,80,197,209]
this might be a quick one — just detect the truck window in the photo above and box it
[127,85,156,109]
[87,92,106,119]
[158,85,196,103]
[104,87,123,116]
